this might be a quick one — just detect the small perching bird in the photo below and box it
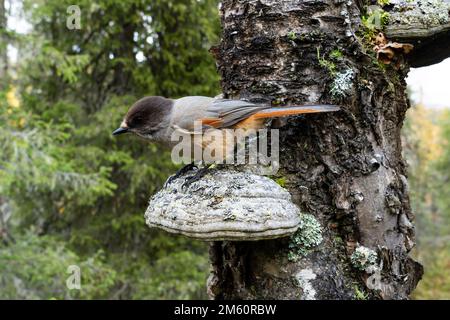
[113,95,340,186]
[112,96,340,144]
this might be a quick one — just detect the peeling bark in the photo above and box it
[208,0,424,300]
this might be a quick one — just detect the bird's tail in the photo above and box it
[252,105,340,119]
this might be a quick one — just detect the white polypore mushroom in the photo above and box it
[145,168,301,241]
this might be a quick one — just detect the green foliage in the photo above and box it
[132,251,208,300]
[403,105,449,238]
[354,285,369,300]
[0,230,117,299]
[274,177,287,187]
[317,47,337,76]
[412,245,450,299]
[329,49,343,60]
[1,0,220,299]
[287,31,297,41]
[377,0,391,6]
[436,109,450,219]
[403,103,450,299]
[0,103,116,212]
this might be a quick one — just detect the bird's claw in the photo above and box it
[181,166,210,190]
[165,163,198,187]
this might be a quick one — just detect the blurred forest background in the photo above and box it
[0,0,449,299]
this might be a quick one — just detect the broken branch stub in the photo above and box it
[145,168,301,241]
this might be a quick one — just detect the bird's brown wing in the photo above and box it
[201,99,266,129]
[201,101,340,129]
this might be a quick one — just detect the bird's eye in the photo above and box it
[130,116,144,126]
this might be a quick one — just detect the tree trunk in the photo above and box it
[207,0,425,300]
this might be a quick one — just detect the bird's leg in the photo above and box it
[181,164,219,189]
[165,162,198,187]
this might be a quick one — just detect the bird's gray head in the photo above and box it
[112,96,173,140]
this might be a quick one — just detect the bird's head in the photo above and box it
[112,96,173,140]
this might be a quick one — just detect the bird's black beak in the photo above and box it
[112,127,129,135]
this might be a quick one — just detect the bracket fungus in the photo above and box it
[145,168,301,241]
[373,33,414,68]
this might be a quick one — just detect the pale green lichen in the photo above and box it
[316,47,354,99]
[288,214,323,261]
[350,245,378,271]
[330,68,354,100]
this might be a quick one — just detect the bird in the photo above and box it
[112,95,339,143]
[112,96,339,184]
